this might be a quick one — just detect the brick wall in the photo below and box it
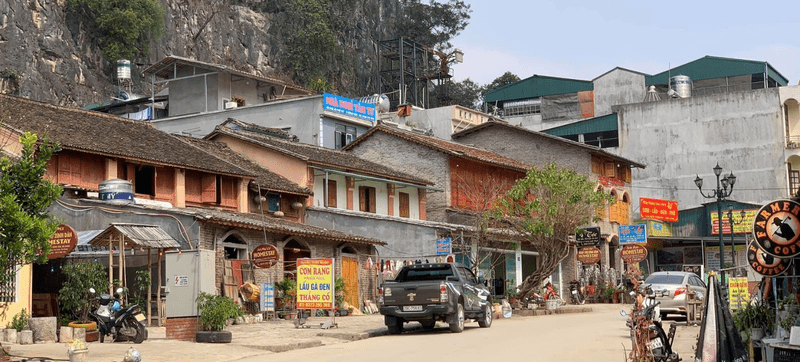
[166,317,198,341]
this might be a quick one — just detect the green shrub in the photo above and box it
[196,293,244,331]
[57,262,108,323]
[10,308,28,332]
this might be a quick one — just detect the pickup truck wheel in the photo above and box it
[478,304,492,328]
[386,316,402,335]
[449,304,465,333]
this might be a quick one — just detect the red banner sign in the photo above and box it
[251,244,280,268]
[640,198,678,222]
[621,245,648,263]
[48,224,77,259]
[577,247,601,264]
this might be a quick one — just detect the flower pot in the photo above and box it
[69,349,88,362]
[84,330,99,342]
[67,322,97,332]
[750,328,765,341]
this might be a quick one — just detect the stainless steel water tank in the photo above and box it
[669,75,692,98]
[98,179,134,204]
[116,59,131,81]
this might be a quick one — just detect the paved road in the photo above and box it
[6,304,699,361]
[239,304,696,362]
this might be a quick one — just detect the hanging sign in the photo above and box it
[260,283,275,312]
[640,198,679,222]
[436,238,452,255]
[296,258,335,309]
[576,247,601,264]
[621,244,648,263]
[752,199,800,257]
[47,224,78,259]
[251,244,280,268]
[575,227,600,247]
[747,241,793,276]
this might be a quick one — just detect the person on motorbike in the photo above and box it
[543,282,558,301]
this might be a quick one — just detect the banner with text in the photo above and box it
[619,224,647,244]
[323,93,376,122]
[728,277,749,310]
[710,209,757,235]
[296,258,335,309]
[640,198,679,222]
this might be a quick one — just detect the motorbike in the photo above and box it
[620,283,679,362]
[569,280,586,305]
[88,287,147,344]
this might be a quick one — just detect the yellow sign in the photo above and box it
[296,258,335,309]
[728,277,749,310]
[710,209,757,235]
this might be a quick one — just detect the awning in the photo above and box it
[88,223,180,249]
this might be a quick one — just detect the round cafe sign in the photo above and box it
[48,224,77,259]
[747,241,793,276]
[621,244,648,263]
[251,244,280,268]
[752,199,800,258]
[577,247,601,264]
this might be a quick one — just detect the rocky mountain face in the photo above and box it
[0,0,403,107]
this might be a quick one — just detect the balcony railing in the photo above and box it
[787,135,800,149]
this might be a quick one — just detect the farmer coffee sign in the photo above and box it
[747,241,792,276]
[575,227,600,247]
[251,244,280,268]
[576,247,601,264]
[47,224,77,259]
[752,199,800,258]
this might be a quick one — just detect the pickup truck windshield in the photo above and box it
[395,266,454,282]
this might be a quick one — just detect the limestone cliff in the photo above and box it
[0,0,403,107]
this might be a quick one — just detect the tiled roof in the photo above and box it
[176,136,312,196]
[0,94,255,177]
[199,208,385,246]
[207,120,434,185]
[451,120,646,168]
[344,124,531,172]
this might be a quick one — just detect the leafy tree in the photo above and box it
[432,78,483,110]
[0,132,63,286]
[491,163,614,299]
[58,262,109,323]
[287,0,337,86]
[68,0,165,61]
[481,71,520,112]
[399,0,472,50]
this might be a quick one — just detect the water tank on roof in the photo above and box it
[98,179,134,204]
[359,94,391,112]
[669,75,692,98]
[117,59,131,81]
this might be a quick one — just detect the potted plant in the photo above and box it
[5,308,28,344]
[777,296,800,339]
[334,277,347,316]
[733,299,775,342]
[602,286,617,303]
[195,292,244,343]
[57,262,108,342]
[276,278,297,319]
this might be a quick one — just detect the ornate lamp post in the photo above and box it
[694,163,736,299]
[727,206,747,271]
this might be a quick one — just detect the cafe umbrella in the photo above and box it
[693,273,747,362]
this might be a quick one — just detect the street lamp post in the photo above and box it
[727,206,747,273]
[694,163,737,300]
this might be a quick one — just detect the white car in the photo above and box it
[643,271,706,316]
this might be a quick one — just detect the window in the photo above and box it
[134,165,155,196]
[326,180,337,208]
[790,167,800,196]
[223,235,248,260]
[399,192,410,218]
[335,124,357,149]
[359,186,376,213]
[267,193,280,212]
[501,98,541,116]
[0,266,17,302]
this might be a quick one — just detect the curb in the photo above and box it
[236,340,323,353]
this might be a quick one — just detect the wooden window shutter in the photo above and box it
[625,167,632,183]
[359,186,366,211]
[399,192,410,218]
[327,180,337,208]
[604,162,615,177]
[201,174,217,203]
[220,177,236,207]
[369,187,376,213]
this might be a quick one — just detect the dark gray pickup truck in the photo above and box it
[379,263,492,334]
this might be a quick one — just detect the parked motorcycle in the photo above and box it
[88,288,147,344]
[620,283,679,362]
[569,280,586,305]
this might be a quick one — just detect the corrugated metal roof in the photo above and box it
[645,56,788,86]
[88,223,180,249]
[542,113,619,137]
[484,75,593,103]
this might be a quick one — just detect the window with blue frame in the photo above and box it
[267,193,281,212]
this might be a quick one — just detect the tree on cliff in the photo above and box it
[490,163,614,299]
[0,131,63,286]
[399,0,472,50]
[68,0,165,61]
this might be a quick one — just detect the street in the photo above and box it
[6,304,700,361]
[239,304,696,362]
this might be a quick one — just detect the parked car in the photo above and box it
[379,263,492,334]
[643,271,706,316]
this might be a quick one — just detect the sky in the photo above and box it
[450,1,800,86]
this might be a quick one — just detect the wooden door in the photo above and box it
[342,256,359,308]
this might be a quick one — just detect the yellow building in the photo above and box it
[0,264,32,327]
